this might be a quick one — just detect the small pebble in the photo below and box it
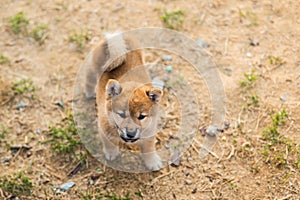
[166,65,173,72]
[164,141,170,149]
[89,179,94,185]
[53,185,60,194]
[280,96,287,102]
[16,101,26,111]
[196,37,210,48]
[91,173,101,181]
[162,54,172,61]
[206,125,218,137]
[169,133,179,139]
[60,181,75,191]
[221,136,227,141]
[192,188,197,194]
[246,52,253,57]
[152,77,164,90]
[68,44,76,51]
[224,122,230,130]
[280,93,290,102]
[4,157,10,163]
[26,151,32,157]
[55,189,61,195]
[185,179,192,185]
[97,167,101,172]
[56,101,64,109]
[199,127,206,137]
[35,129,41,134]
[27,37,34,42]
[250,40,259,46]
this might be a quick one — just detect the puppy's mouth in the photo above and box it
[115,124,140,143]
[120,135,139,143]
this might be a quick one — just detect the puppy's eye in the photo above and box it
[117,112,126,118]
[138,114,147,120]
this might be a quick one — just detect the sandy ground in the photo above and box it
[0,0,299,199]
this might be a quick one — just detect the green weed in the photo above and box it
[134,190,143,198]
[0,125,8,141]
[0,53,10,64]
[12,79,36,95]
[68,30,89,51]
[8,11,29,34]
[260,109,300,168]
[229,181,238,190]
[246,94,259,107]
[45,113,83,160]
[31,23,48,42]
[81,190,93,200]
[8,12,49,44]
[0,125,11,150]
[262,109,288,143]
[0,171,33,197]
[268,56,285,65]
[238,9,245,18]
[160,10,184,29]
[240,70,259,90]
[296,150,300,167]
[238,9,259,26]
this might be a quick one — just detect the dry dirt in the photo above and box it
[0,0,300,199]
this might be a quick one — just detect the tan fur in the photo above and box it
[85,33,163,171]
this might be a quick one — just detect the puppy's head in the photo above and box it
[105,79,162,143]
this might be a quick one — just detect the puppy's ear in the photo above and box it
[106,79,122,97]
[146,88,163,103]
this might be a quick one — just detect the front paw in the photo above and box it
[103,146,120,161]
[143,152,163,171]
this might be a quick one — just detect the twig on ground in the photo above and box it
[67,161,84,177]
[194,138,219,159]
[0,96,14,106]
[44,165,63,180]
[11,148,22,162]
[191,143,200,154]
[226,145,235,160]
[0,188,4,198]
[149,170,178,185]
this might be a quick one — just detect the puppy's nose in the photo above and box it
[125,128,137,139]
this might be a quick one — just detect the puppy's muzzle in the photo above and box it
[120,128,140,143]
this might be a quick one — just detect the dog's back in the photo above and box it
[83,32,148,98]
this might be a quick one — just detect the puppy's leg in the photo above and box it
[139,136,162,171]
[99,131,120,161]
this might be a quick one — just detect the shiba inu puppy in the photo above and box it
[83,32,163,171]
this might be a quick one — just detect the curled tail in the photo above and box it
[104,32,128,71]
[83,32,128,98]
